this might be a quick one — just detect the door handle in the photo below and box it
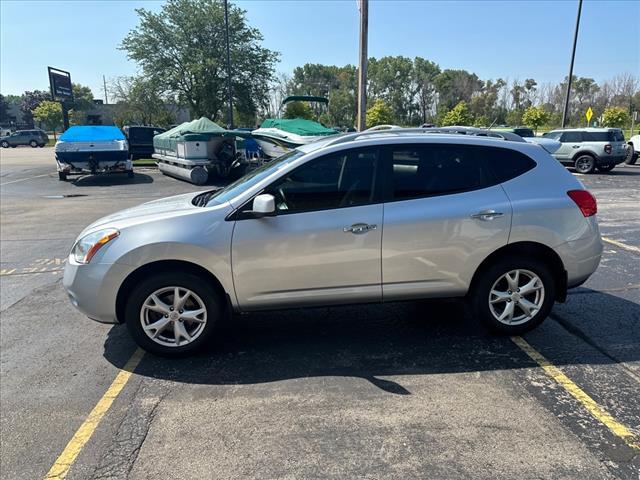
[470,210,504,221]
[572,145,580,148]
[344,223,377,234]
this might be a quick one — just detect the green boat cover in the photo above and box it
[153,117,232,151]
[259,118,338,136]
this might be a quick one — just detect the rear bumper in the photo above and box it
[595,154,626,166]
[554,234,603,288]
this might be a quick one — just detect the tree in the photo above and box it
[412,57,440,124]
[0,95,8,123]
[602,107,630,128]
[121,0,279,122]
[441,101,472,126]
[110,76,175,126]
[522,105,550,133]
[20,90,50,126]
[71,83,95,111]
[283,101,314,120]
[365,99,394,129]
[434,69,482,112]
[32,101,62,139]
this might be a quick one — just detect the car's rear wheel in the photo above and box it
[125,272,220,356]
[597,164,615,172]
[470,258,556,335]
[1,141,8,148]
[29,140,38,148]
[625,144,636,165]
[574,154,596,174]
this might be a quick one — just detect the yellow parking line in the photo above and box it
[602,237,640,254]
[512,336,639,450]
[44,348,145,479]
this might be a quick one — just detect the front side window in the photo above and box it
[267,147,378,213]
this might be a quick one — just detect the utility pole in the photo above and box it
[561,0,583,128]
[224,0,234,129]
[103,75,108,104]
[357,0,368,131]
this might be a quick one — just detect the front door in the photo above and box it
[381,143,513,300]
[557,131,583,162]
[232,147,383,310]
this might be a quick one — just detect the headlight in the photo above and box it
[72,228,119,264]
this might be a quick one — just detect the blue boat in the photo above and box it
[55,126,132,181]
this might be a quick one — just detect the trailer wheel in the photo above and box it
[127,170,134,179]
[58,172,67,181]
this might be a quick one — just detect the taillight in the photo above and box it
[604,144,612,154]
[567,190,597,217]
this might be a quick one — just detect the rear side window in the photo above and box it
[560,131,583,142]
[386,144,536,200]
[583,130,624,142]
[544,131,562,140]
[482,147,536,183]
[513,128,535,138]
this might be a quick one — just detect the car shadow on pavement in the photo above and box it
[102,292,640,395]
[71,172,154,187]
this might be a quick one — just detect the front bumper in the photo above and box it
[63,259,135,324]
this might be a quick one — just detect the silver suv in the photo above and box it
[0,129,49,148]
[63,130,603,356]
[544,128,628,173]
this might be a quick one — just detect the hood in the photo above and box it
[80,192,203,235]
[524,137,562,154]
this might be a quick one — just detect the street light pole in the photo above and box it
[561,0,583,128]
[224,0,234,129]
[357,0,368,131]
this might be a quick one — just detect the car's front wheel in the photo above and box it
[1,141,8,148]
[29,140,38,148]
[125,272,220,356]
[470,258,556,335]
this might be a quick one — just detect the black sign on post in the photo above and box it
[48,67,73,130]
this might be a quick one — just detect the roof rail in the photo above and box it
[324,126,525,147]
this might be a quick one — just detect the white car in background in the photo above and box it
[627,134,639,165]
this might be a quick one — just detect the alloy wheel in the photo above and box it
[488,269,545,326]
[140,286,207,347]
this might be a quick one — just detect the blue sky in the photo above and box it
[1,0,638,98]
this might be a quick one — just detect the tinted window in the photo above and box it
[388,145,492,200]
[484,147,536,183]
[387,144,535,200]
[544,132,562,140]
[268,148,378,213]
[560,131,583,142]
[583,130,624,142]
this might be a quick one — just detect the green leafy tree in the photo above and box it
[20,90,50,126]
[441,101,472,126]
[121,0,279,122]
[110,76,176,127]
[283,101,314,120]
[365,99,394,129]
[434,69,482,112]
[522,105,550,133]
[32,101,62,139]
[602,106,630,128]
[412,57,441,123]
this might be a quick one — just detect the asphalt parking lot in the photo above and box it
[1,147,639,479]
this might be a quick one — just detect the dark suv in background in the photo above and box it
[0,129,49,148]
[543,128,628,173]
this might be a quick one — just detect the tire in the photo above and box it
[574,154,596,174]
[625,144,636,165]
[470,257,556,335]
[127,170,134,178]
[39,144,45,148]
[597,164,615,172]
[58,172,67,181]
[29,140,38,148]
[124,272,221,357]
[1,141,8,148]
[10,145,17,148]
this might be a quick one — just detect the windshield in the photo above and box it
[206,149,306,206]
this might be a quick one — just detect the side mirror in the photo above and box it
[251,193,275,217]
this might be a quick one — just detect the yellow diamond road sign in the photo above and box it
[586,107,593,123]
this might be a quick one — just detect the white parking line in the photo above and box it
[0,173,52,186]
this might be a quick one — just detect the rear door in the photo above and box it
[380,143,514,300]
[557,131,583,162]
